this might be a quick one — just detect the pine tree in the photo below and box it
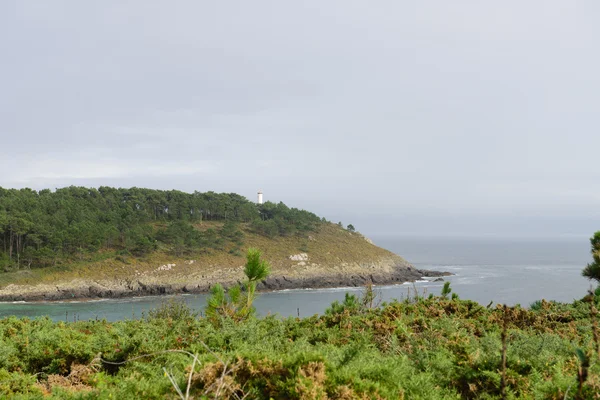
[582,231,600,284]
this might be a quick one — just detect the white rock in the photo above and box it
[289,253,309,261]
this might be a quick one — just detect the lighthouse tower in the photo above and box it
[257,190,263,205]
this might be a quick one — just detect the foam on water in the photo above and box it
[275,286,363,294]
[401,279,430,284]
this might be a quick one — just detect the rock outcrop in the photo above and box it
[0,256,450,302]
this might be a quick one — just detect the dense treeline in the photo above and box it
[0,187,321,270]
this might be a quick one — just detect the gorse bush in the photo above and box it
[145,298,197,321]
[1,294,600,398]
[325,281,383,317]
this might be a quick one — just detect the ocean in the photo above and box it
[372,235,592,306]
[0,235,594,321]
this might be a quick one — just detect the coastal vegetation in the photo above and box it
[1,187,418,302]
[582,231,600,284]
[0,186,321,272]
[1,234,599,398]
[1,284,600,398]
[2,185,599,398]
[0,218,406,301]
[205,248,271,325]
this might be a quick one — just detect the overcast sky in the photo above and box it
[1,1,599,237]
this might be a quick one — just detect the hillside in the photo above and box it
[0,221,441,301]
[0,187,446,300]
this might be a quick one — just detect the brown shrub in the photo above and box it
[40,363,95,393]
[295,361,328,400]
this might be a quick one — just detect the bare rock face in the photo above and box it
[257,257,450,291]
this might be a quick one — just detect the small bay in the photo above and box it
[0,235,593,321]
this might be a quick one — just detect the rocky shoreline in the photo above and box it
[257,266,450,292]
[0,259,451,302]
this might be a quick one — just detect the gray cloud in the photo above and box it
[1,1,599,236]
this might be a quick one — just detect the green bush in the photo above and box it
[0,293,600,398]
[146,298,196,321]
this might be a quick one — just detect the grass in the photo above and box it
[0,223,398,289]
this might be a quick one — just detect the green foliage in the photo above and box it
[582,231,600,283]
[205,248,271,325]
[583,262,600,284]
[440,281,452,300]
[244,247,270,282]
[346,224,355,232]
[2,296,600,398]
[250,218,279,238]
[325,293,362,315]
[298,240,309,253]
[205,284,227,317]
[251,201,321,238]
[325,282,382,316]
[0,187,322,271]
[361,281,379,309]
[0,368,40,397]
[145,298,196,321]
[219,220,244,246]
[529,299,543,310]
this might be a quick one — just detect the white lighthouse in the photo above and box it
[257,190,263,205]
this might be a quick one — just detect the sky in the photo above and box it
[1,1,599,237]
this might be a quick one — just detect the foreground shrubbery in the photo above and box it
[1,292,600,399]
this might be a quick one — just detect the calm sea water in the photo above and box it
[0,236,594,321]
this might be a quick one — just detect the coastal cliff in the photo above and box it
[0,223,448,301]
